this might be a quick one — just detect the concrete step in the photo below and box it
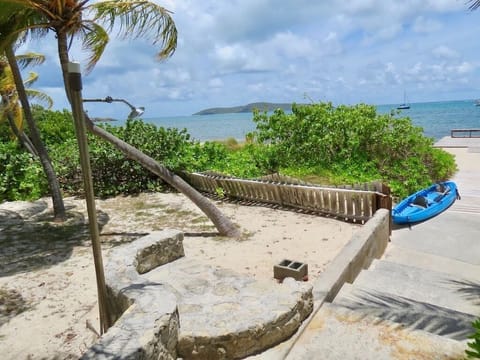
[390,212,480,265]
[383,243,480,280]
[285,302,466,359]
[333,283,476,341]
[353,259,480,317]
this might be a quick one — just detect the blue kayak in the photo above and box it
[392,181,458,225]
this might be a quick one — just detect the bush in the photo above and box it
[0,141,47,202]
[248,102,457,197]
[0,103,458,202]
[466,319,480,358]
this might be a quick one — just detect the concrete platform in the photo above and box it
[383,243,480,280]
[434,136,480,148]
[333,283,476,340]
[353,259,480,317]
[285,303,466,359]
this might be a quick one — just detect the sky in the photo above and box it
[19,0,480,119]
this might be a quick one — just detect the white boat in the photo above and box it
[397,91,410,110]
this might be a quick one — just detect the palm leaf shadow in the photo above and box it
[336,288,476,340]
[448,279,480,306]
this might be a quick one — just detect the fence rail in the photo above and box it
[181,172,391,224]
[451,129,480,138]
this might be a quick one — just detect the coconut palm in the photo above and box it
[1,52,53,149]
[2,0,240,237]
[0,6,66,221]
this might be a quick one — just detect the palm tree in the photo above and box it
[3,0,240,237]
[1,52,53,155]
[0,7,66,221]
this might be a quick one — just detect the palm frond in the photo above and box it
[23,71,39,86]
[79,21,110,72]
[25,88,53,108]
[467,0,480,10]
[0,2,50,51]
[89,0,177,60]
[16,52,46,69]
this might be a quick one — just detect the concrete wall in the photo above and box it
[312,209,390,303]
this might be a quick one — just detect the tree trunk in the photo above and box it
[86,118,241,237]
[1,94,38,156]
[57,33,240,238]
[5,46,66,221]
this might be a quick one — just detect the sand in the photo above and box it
[0,192,358,359]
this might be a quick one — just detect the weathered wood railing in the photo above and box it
[181,172,392,224]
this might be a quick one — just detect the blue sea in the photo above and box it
[119,99,480,142]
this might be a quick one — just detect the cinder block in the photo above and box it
[274,259,308,281]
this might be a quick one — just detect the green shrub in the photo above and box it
[248,102,457,197]
[0,141,47,202]
[0,103,459,202]
[32,106,76,147]
[466,319,480,358]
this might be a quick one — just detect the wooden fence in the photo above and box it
[181,172,392,224]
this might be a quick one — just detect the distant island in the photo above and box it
[193,102,294,115]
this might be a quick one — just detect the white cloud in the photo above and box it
[12,0,480,117]
[432,45,459,59]
[413,16,443,33]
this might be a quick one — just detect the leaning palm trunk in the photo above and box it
[5,46,66,221]
[86,119,241,237]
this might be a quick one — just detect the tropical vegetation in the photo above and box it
[0,0,241,238]
[0,103,457,203]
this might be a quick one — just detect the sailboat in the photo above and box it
[397,91,410,110]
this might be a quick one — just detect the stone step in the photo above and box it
[285,302,466,359]
[333,283,476,341]
[354,259,480,317]
[383,243,480,280]
[146,256,314,360]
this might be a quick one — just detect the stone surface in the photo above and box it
[81,230,184,360]
[286,303,466,360]
[83,229,314,360]
[0,199,48,219]
[132,232,185,274]
[146,257,313,360]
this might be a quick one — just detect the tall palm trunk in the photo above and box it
[5,46,66,221]
[1,93,38,156]
[57,34,240,238]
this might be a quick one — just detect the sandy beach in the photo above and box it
[0,192,358,359]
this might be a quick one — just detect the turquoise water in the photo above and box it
[120,99,480,141]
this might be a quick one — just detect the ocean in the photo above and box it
[120,99,480,142]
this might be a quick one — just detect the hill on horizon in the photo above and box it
[193,102,294,115]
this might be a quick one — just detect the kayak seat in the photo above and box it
[412,195,428,208]
[435,183,446,193]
